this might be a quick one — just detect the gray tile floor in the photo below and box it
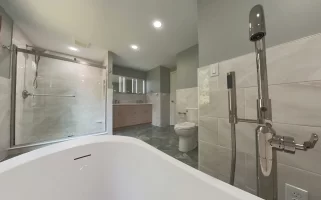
[114,124,198,169]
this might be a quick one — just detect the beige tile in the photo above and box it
[199,141,246,185]
[218,52,257,89]
[245,154,257,192]
[198,116,218,145]
[218,118,256,155]
[245,81,321,126]
[217,34,321,90]
[199,165,229,184]
[278,163,321,200]
[209,88,245,118]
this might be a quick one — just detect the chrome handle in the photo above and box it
[303,133,318,149]
[22,90,76,99]
[269,133,318,153]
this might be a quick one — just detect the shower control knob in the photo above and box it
[303,133,318,149]
[269,133,318,153]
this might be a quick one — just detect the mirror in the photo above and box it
[112,74,145,94]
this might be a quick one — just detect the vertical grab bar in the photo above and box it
[227,72,237,185]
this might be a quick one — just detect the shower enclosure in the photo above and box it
[10,45,108,147]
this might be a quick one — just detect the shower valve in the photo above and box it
[269,133,318,153]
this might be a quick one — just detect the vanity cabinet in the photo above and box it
[113,104,152,128]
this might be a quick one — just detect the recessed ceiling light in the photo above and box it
[130,44,139,50]
[153,20,162,29]
[68,46,79,51]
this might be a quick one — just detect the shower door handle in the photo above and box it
[22,90,76,99]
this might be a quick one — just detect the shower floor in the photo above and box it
[114,124,198,169]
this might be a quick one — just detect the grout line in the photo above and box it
[278,163,321,177]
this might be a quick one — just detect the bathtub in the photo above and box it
[0,136,261,200]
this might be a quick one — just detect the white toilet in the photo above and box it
[174,122,197,152]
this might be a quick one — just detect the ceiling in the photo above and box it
[1,0,198,71]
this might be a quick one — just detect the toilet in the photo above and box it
[174,122,197,152]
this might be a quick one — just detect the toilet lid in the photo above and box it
[174,122,196,130]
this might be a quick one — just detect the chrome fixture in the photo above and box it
[22,89,76,99]
[226,4,318,200]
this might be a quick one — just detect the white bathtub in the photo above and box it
[0,136,262,200]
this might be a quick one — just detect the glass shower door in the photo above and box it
[14,51,106,145]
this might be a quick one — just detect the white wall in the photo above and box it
[198,33,321,200]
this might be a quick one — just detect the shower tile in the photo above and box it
[209,88,245,119]
[199,141,246,185]
[245,154,257,192]
[217,33,321,90]
[266,33,321,85]
[199,165,229,183]
[217,118,256,156]
[245,81,321,127]
[278,163,321,200]
[273,123,321,175]
[218,52,257,89]
[198,116,218,145]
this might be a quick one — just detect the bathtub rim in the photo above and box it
[0,135,262,200]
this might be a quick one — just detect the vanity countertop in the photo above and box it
[113,103,152,106]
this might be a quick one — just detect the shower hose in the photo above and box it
[229,123,236,185]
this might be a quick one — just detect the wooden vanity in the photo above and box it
[113,104,152,129]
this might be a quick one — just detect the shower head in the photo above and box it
[249,4,266,42]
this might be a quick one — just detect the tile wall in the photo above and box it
[176,87,198,124]
[198,33,321,200]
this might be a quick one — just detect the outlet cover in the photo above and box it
[210,63,219,77]
[286,184,308,200]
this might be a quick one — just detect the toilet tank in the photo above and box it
[186,108,198,125]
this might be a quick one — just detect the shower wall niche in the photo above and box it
[15,51,107,145]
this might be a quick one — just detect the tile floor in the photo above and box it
[114,124,198,169]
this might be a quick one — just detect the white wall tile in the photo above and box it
[199,141,247,185]
[209,88,245,119]
[245,81,321,126]
[198,116,218,144]
[218,33,321,90]
[176,87,198,123]
[218,118,257,156]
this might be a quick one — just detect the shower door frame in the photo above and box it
[9,44,109,148]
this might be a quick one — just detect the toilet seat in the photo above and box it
[174,122,196,130]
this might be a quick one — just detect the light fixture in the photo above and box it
[130,44,139,50]
[153,20,162,29]
[68,46,79,51]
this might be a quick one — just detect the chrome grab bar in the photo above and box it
[22,89,76,99]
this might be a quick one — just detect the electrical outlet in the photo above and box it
[286,184,308,200]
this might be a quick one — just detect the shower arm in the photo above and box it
[226,72,318,154]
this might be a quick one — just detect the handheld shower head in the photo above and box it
[249,4,266,42]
